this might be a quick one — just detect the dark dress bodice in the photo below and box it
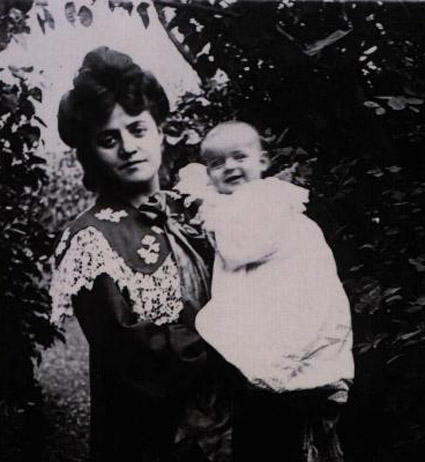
[50,191,231,462]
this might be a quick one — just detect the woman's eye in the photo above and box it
[97,135,117,149]
[131,126,147,137]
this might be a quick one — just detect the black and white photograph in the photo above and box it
[0,1,424,461]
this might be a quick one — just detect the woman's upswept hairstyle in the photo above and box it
[57,46,170,190]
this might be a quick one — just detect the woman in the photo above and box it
[49,47,231,462]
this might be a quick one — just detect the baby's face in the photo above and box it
[203,132,268,195]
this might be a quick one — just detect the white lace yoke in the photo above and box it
[50,226,183,326]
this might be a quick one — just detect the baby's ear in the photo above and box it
[260,151,271,171]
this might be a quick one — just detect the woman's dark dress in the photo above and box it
[50,191,231,462]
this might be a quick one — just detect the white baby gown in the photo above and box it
[194,177,354,393]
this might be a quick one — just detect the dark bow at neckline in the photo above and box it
[137,192,169,224]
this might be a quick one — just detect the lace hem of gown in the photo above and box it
[50,226,183,326]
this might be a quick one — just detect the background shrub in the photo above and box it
[1,1,425,460]
[157,2,425,459]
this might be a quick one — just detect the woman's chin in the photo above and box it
[99,173,159,196]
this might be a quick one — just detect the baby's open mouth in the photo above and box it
[224,174,244,184]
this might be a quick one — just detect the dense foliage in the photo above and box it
[1,1,425,461]
[0,0,32,52]
[154,1,425,460]
[0,62,61,406]
[39,150,93,233]
[0,20,64,462]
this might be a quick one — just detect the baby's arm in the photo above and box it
[204,178,309,271]
[209,182,286,270]
[213,212,280,271]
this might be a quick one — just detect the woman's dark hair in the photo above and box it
[57,46,170,191]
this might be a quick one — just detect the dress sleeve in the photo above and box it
[50,225,208,398]
[73,274,208,397]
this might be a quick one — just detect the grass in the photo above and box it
[0,318,90,462]
[37,318,90,462]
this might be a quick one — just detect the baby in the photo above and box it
[181,121,354,395]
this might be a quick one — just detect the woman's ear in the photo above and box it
[157,126,164,142]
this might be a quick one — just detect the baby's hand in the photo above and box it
[174,163,211,199]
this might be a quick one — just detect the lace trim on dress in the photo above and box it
[50,226,183,326]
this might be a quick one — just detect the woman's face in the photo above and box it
[89,104,163,196]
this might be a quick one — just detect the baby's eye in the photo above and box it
[97,133,118,149]
[233,152,248,161]
[209,158,225,169]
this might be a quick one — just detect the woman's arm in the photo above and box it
[73,273,208,398]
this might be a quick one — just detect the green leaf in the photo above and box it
[137,2,149,29]
[109,0,133,15]
[65,2,77,25]
[78,6,93,27]
[408,257,425,272]
[8,65,34,79]
[29,87,42,103]
[36,12,46,34]
[304,28,352,56]
[398,330,422,341]
[196,54,217,79]
[0,89,18,112]
[414,296,425,306]
[43,6,55,30]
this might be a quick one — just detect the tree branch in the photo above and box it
[154,0,238,17]
[152,0,208,85]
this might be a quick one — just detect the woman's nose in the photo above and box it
[119,133,138,157]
